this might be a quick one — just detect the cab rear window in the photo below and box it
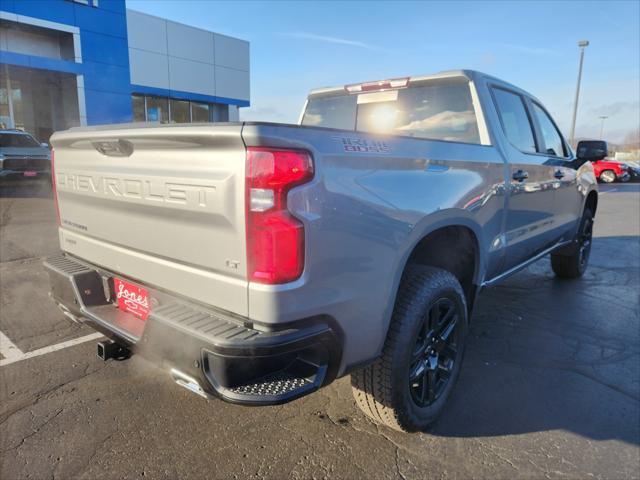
[301,77,481,144]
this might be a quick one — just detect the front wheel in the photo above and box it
[599,170,616,183]
[351,266,468,432]
[551,207,594,278]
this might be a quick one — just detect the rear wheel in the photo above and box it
[551,207,594,278]
[351,266,468,432]
[599,170,616,183]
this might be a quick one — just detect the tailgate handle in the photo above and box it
[91,139,134,157]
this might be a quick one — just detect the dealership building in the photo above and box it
[0,0,250,142]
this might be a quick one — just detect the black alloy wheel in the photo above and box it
[408,298,459,407]
[578,214,594,270]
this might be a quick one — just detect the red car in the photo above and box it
[591,158,631,183]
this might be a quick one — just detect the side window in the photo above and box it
[531,103,567,158]
[492,88,537,153]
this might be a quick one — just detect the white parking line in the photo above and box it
[0,332,103,367]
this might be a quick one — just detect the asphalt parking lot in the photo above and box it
[1,182,638,479]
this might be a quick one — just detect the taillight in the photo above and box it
[345,77,409,93]
[245,147,314,284]
[51,148,61,226]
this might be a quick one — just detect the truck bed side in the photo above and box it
[241,123,506,369]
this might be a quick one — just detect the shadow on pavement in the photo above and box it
[0,181,53,198]
[431,234,639,445]
[599,182,640,192]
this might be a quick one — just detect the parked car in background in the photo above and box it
[46,70,599,433]
[0,129,51,184]
[625,160,640,181]
[586,153,631,183]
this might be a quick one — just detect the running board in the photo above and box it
[481,240,573,288]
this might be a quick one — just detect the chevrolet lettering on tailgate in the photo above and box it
[55,171,218,209]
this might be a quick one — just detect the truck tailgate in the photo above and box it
[50,123,248,316]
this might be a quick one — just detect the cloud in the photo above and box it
[587,101,640,117]
[244,106,281,116]
[241,105,290,122]
[279,32,391,53]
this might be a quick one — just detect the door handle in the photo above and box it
[512,170,529,182]
[554,170,565,179]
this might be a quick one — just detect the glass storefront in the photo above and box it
[169,99,189,123]
[145,96,169,123]
[132,94,145,123]
[191,102,210,122]
[0,64,79,142]
[131,94,229,123]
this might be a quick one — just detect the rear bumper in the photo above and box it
[44,253,342,405]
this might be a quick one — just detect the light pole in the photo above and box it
[569,40,589,146]
[599,115,608,139]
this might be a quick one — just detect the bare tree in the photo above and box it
[623,128,640,150]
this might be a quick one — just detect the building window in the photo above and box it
[67,0,99,7]
[170,99,190,123]
[211,104,229,122]
[0,85,10,129]
[132,94,227,124]
[0,19,75,62]
[132,94,145,122]
[146,96,168,123]
[191,102,210,122]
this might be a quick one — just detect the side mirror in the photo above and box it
[576,140,608,162]
[40,142,49,148]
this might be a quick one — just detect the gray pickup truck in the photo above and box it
[46,70,600,432]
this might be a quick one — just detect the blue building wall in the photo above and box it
[1,0,134,124]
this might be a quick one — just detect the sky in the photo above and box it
[127,0,640,144]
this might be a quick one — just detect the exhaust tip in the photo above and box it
[170,368,212,400]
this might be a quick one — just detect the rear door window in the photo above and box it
[492,88,537,153]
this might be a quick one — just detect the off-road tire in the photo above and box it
[551,207,594,278]
[351,266,468,432]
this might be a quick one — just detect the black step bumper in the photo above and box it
[44,253,342,405]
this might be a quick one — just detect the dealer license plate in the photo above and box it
[113,278,150,321]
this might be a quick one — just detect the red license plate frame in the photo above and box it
[113,277,150,321]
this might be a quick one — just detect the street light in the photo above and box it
[599,115,608,139]
[569,40,589,146]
